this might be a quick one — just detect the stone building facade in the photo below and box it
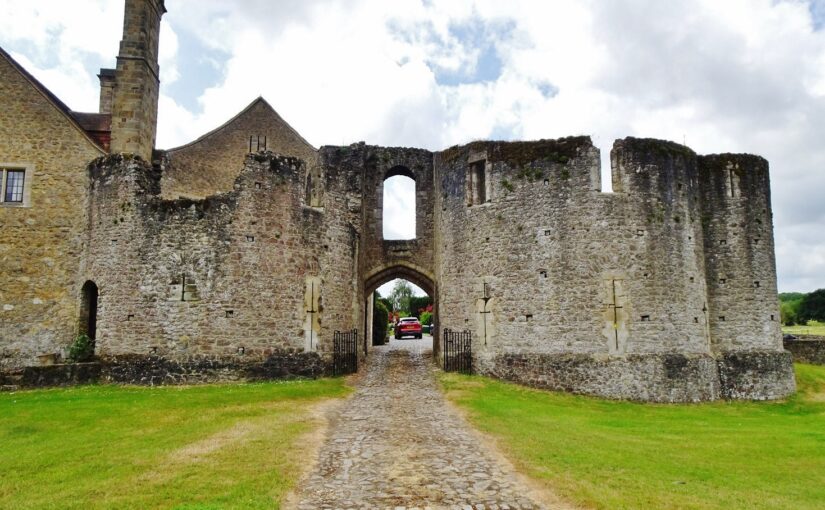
[0,0,795,401]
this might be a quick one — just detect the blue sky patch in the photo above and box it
[810,0,825,30]
[161,30,228,113]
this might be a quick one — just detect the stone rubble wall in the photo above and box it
[783,337,825,365]
[434,136,794,401]
[2,127,796,400]
[161,99,317,200]
[81,150,360,373]
[698,154,784,353]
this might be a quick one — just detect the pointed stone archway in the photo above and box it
[362,262,438,358]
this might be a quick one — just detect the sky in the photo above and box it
[1,0,824,293]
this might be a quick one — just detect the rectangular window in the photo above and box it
[468,159,486,205]
[4,170,25,202]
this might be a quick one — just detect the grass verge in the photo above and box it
[440,364,825,510]
[783,320,825,336]
[0,378,350,509]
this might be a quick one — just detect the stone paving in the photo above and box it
[292,337,547,510]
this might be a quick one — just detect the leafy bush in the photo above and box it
[373,300,389,346]
[781,300,800,326]
[420,311,433,326]
[68,334,95,362]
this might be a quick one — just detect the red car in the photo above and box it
[395,317,423,339]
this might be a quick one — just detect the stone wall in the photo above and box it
[434,136,794,401]
[83,150,362,371]
[161,98,317,200]
[0,52,105,370]
[784,337,825,365]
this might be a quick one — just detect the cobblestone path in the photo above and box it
[292,338,547,510]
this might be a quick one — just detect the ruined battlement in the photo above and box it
[0,0,794,400]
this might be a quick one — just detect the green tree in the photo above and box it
[799,289,825,322]
[389,280,414,315]
[780,300,799,326]
[408,296,433,317]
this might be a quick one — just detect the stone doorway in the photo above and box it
[363,264,438,359]
[79,280,99,342]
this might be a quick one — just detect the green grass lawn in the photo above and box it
[783,320,825,336]
[0,379,349,510]
[441,364,825,510]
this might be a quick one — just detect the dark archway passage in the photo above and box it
[79,280,98,341]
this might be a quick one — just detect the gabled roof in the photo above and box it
[0,46,107,154]
[165,96,316,153]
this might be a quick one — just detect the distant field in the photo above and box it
[441,364,825,510]
[0,379,349,510]
[783,320,825,336]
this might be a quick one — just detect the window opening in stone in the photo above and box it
[468,160,487,205]
[79,280,99,341]
[248,135,267,152]
[383,174,416,240]
[2,169,25,203]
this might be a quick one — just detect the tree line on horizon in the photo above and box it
[779,289,825,326]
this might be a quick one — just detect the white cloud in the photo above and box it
[3,0,825,292]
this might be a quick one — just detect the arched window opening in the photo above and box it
[383,172,416,240]
[79,280,99,341]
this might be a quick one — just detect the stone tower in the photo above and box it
[108,0,165,161]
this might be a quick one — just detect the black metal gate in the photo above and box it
[443,328,472,374]
[333,329,358,376]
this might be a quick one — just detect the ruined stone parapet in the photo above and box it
[81,150,360,372]
[435,135,794,401]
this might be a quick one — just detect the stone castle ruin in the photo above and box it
[0,0,795,401]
